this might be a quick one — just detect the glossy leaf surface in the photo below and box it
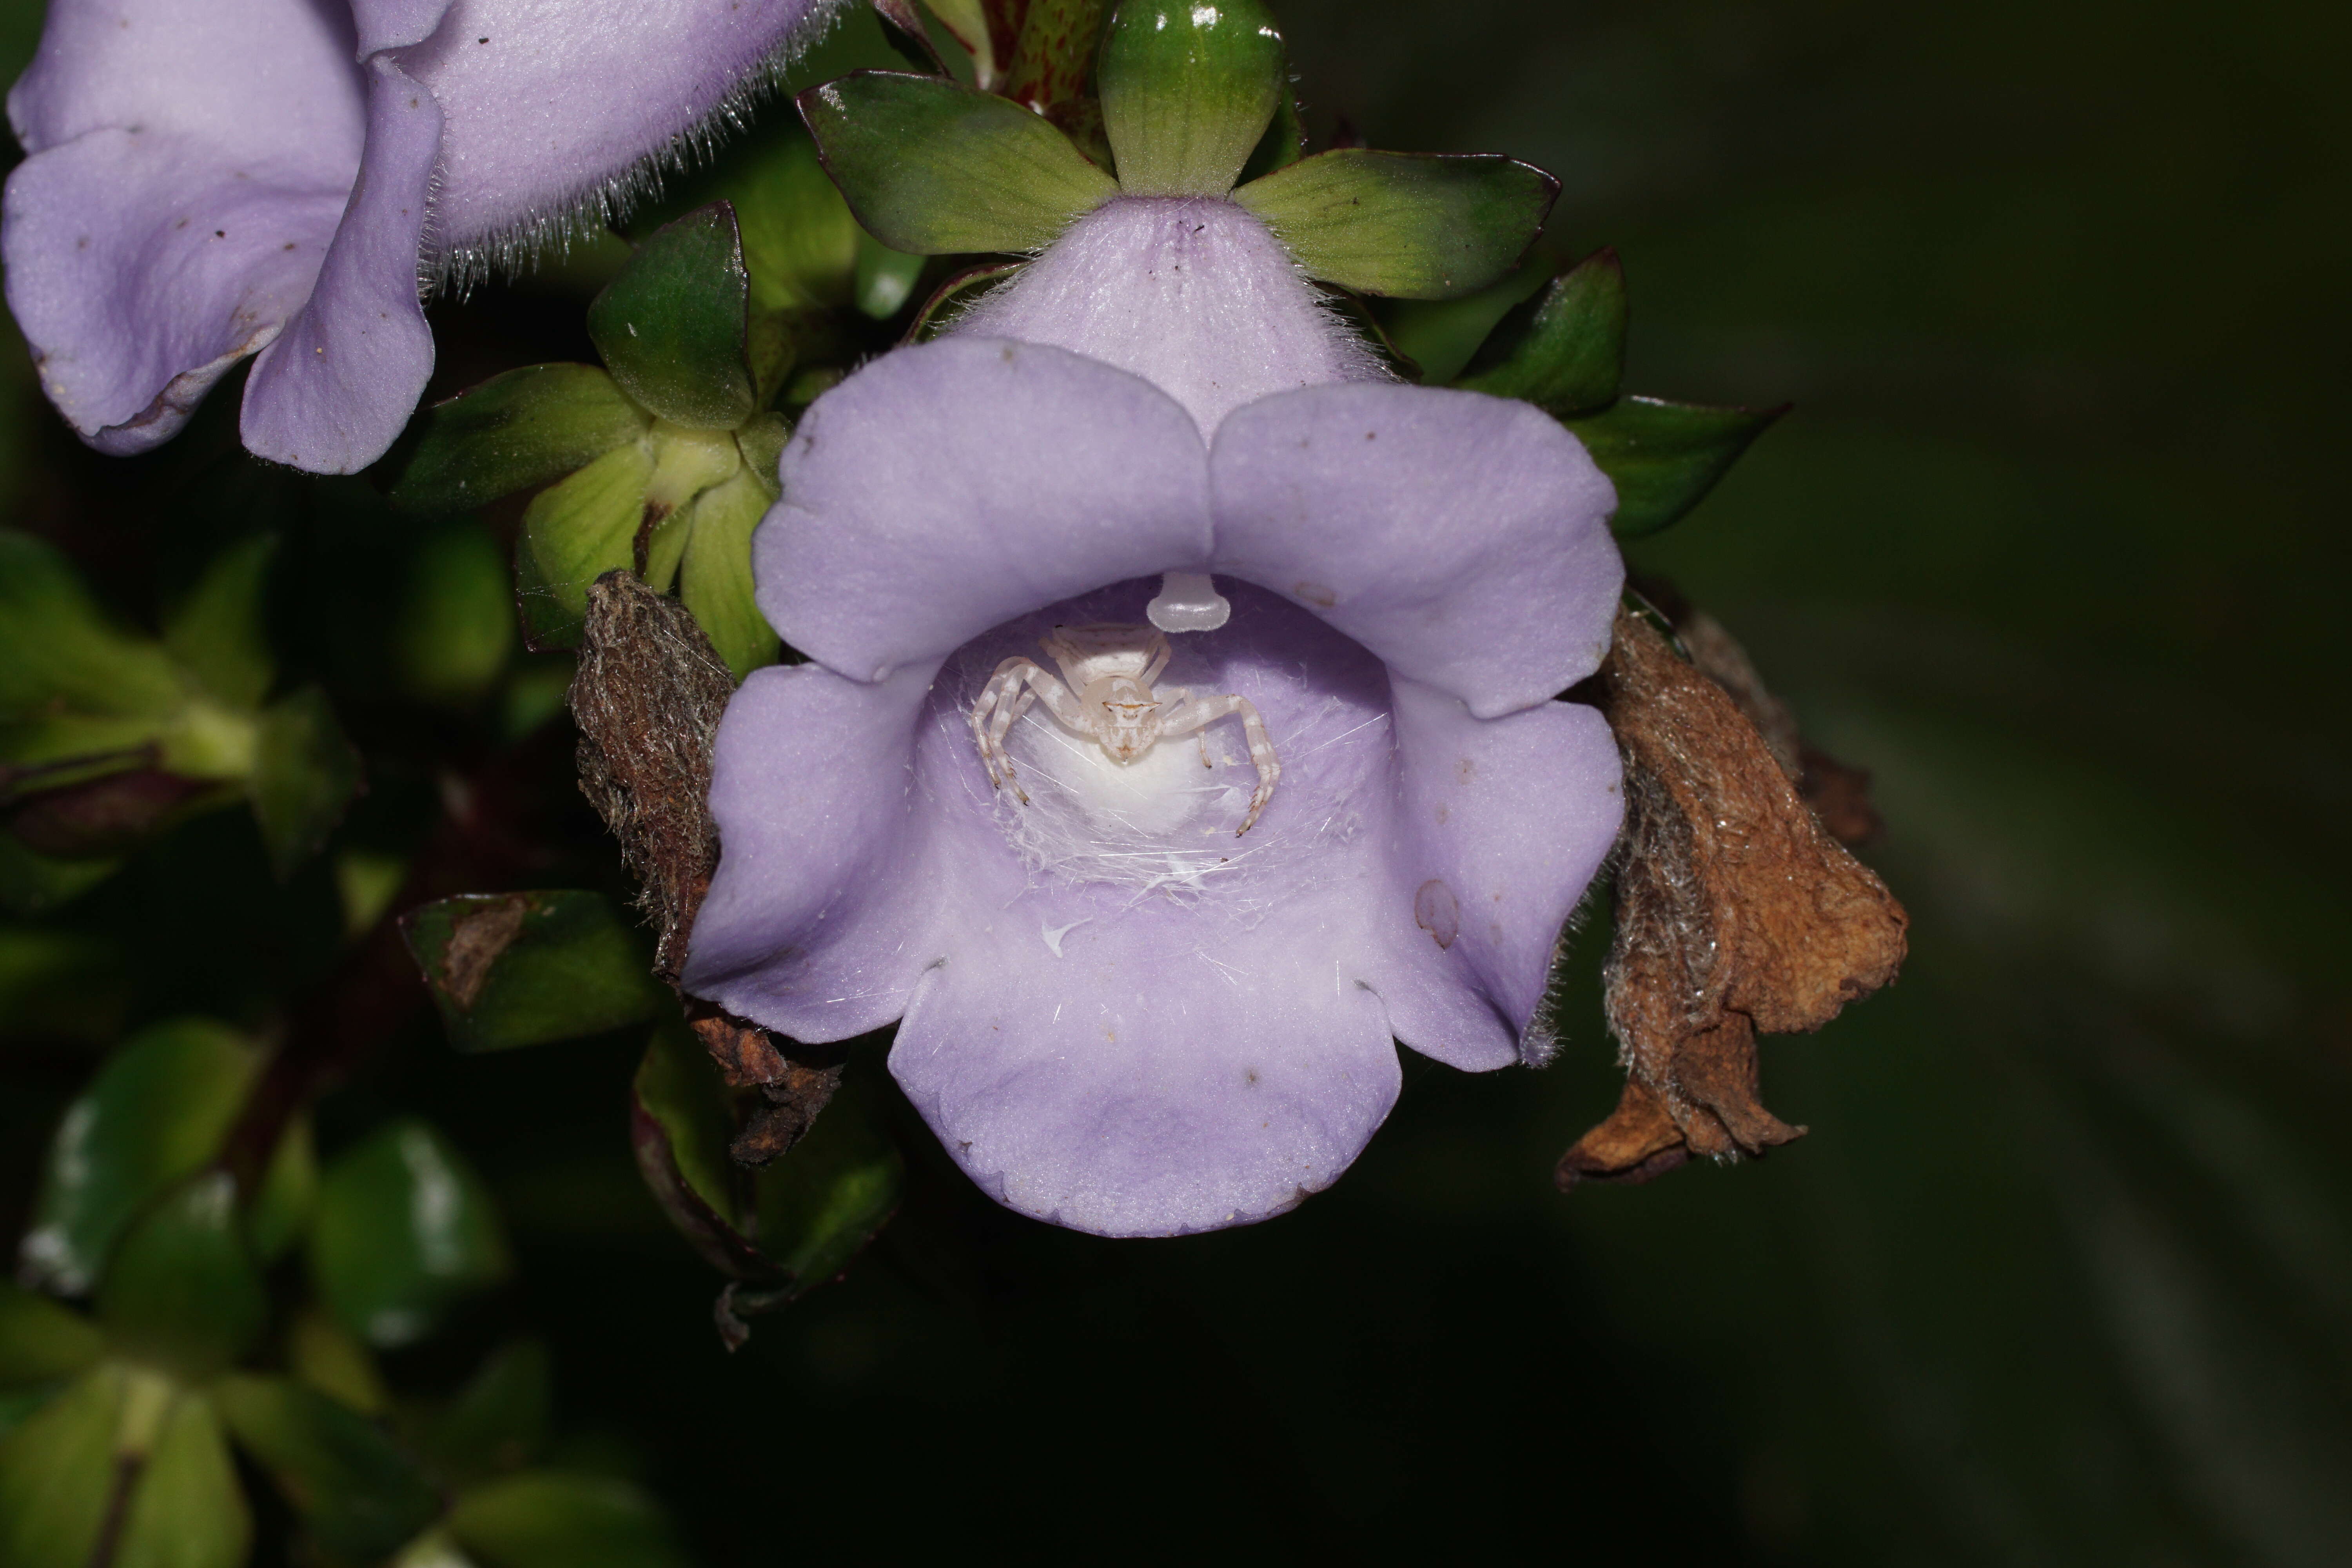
[447,1471,690,1568]
[1234,148,1558,299]
[18,1019,262,1296]
[311,1120,512,1348]
[96,1172,266,1379]
[1454,247,1628,413]
[214,1374,441,1565]
[388,365,650,515]
[1098,0,1285,196]
[249,685,361,878]
[588,205,758,431]
[1564,395,1788,537]
[402,891,666,1053]
[799,72,1117,255]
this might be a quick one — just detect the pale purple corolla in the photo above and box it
[681,192,1628,1236]
[3,0,844,472]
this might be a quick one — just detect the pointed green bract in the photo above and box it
[588,205,759,431]
[97,1173,266,1378]
[249,685,361,878]
[0,530,184,741]
[800,72,1118,255]
[1234,148,1559,299]
[310,1120,511,1349]
[679,468,781,681]
[18,1019,263,1296]
[518,440,656,650]
[1455,248,1627,413]
[400,890,666,1054]
[728,135,863,314]
[1564,395,1788,537]
[214,1374,441,1565]
[387,365,650,515]
[245,1115,318,1266]
[114,1392,250,1568]
[1099,0,1285,196]
[162,535,277,711]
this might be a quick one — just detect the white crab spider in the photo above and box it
[969,622,1282,836]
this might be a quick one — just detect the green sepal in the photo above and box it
[1455,247,1626,412]
[517,440,657,651]
[114,1388,251,1568]
[387,365,652,515]
[249,685,362,878]
[1563,395,1788,538]
[678,468,781,681]
[213,1373,442,1565]
[729,134,863,313]
[0,1363,121,1568]
[310,1120,511,1350]
[96,1172,266,1379]
[1098,0,1285,196]
[0,1285,102,1387]
[799,71,1118,255]
[18,1019,263,1296]
[418,1340,550,1487]
[1234,148,1559,299]
[588,204,759,431]
[162,534,277,710]
[400,890,668,1054]
[446,1471,691,1568]
[246,1114,318,1267]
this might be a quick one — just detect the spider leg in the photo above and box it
[1160,693,1281,832]
[1156,687,1212,766]
[971,657,1038,797]
[1138,637,1171,688]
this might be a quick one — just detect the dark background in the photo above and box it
[5,0,2350,1561]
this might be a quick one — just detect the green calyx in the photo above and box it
[1099,0,1286,197]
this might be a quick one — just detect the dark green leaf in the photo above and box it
[0,1363,119,1568]
[0,837,120,915]
[799,71,1117,254]
[114,1391,250,1568]
[214,1374,441,1564]
[751,1074,904,1289]
[401,891,666,1054]
[248,685,362,878]
[629,1024,769,1281]
[1455,247,1628,412]
[447,1471,690,1568]
[420,1341,550,1487]
[1233,148,1559,299]
[0,1285,102,1387]
[678,469,780,681]
[1098,0,1285,196]
[18,1019,263,1296]
[96,1172,265,1379]
[588,205,757,431]
[285,1309,390,1417]
[1564,395,1788,537]
[516,441,656,652]
[387,365,651,514]
[246,1114,318,1266]
[397,522,517,708]
[0,530,183,727]
[311,1120,511,1349]
[161,535,276,711]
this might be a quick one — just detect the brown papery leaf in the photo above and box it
[572,570,838,1165]
[1560,607,1909,1187]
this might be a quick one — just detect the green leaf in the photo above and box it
[678,468,780,681]
[1454,247,1627,412]
[114,1390,250,1568]
[0,1363,120,1568]
[96,1173,266,1379]
[249,684,362,878]
[18,1019,263,1296]
[728,134,862,314]
[162,535,276,710]
[799,72,1118,255]
[419,1341,550,1487]
[246,1114,318,1266]
[214,1374,441,1565]
[447,1471,690,1568]
[0,530,183,727]
[285,1310,389,1417]
[1563,395,1788,538]
[398,522,517,708]
[751,1074,904,1289]
[853,230,926,319]
[1233,148,1559,299]
[517,441,656,652]
[0,1285,102,1387]
[388,365,652,514]
[628,1025,771,1280]
[401,891,667,1054]
[1098,0,1285,196]
[311,1120,511,1349]
[0,837,121,914]
[588,204,758,431]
